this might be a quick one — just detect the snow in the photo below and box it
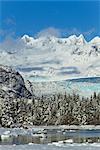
[0,143,100,150]
[64,139,73,143]
[26,78,100,97]
[0,34,100,82]
[90,36,100,44]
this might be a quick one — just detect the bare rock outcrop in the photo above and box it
[0,65,32,98]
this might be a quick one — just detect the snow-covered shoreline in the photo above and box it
[1,125,100,131]
[26,125,100,130]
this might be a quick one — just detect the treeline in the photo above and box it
[0,92,100,127]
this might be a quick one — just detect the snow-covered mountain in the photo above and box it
[0,34,100,82]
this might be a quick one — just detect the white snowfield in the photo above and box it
[0,143,100,150]
[0,34,100,82]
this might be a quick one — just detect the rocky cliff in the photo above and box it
[0,65,32,99]
[0,65,32,127]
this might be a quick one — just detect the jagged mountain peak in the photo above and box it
[68,34,77,39]
[21,34,87,46]
[21,34,34,43]
[77,34,87,44]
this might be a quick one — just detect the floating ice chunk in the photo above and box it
[32,133,46,138]
[51,141,63,147]
[28,143,34,145]
[1,133,10,140]
[64,139,73,143]
[69,130,76,132]
[58,141,64,144]
[1,130,12,140]
[3,131,11,135]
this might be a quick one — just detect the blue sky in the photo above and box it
[0,0,100,41]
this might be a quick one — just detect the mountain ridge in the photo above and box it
[0,34,100,82]
[21,34,100,45]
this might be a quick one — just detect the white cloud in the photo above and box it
[0,28,16,40]
[0,36,24,53]
[36,27,61,38]
[83,28,95,36]
[61,27,96,37]
[0,17,16,40]
[36,27,96,39]
[63,28,81,36]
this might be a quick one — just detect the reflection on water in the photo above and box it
[0,129,100,145]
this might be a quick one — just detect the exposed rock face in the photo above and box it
[0,65,32,98]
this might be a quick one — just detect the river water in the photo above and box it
[0,127,100,150]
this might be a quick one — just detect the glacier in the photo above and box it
[25,77,100,97]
